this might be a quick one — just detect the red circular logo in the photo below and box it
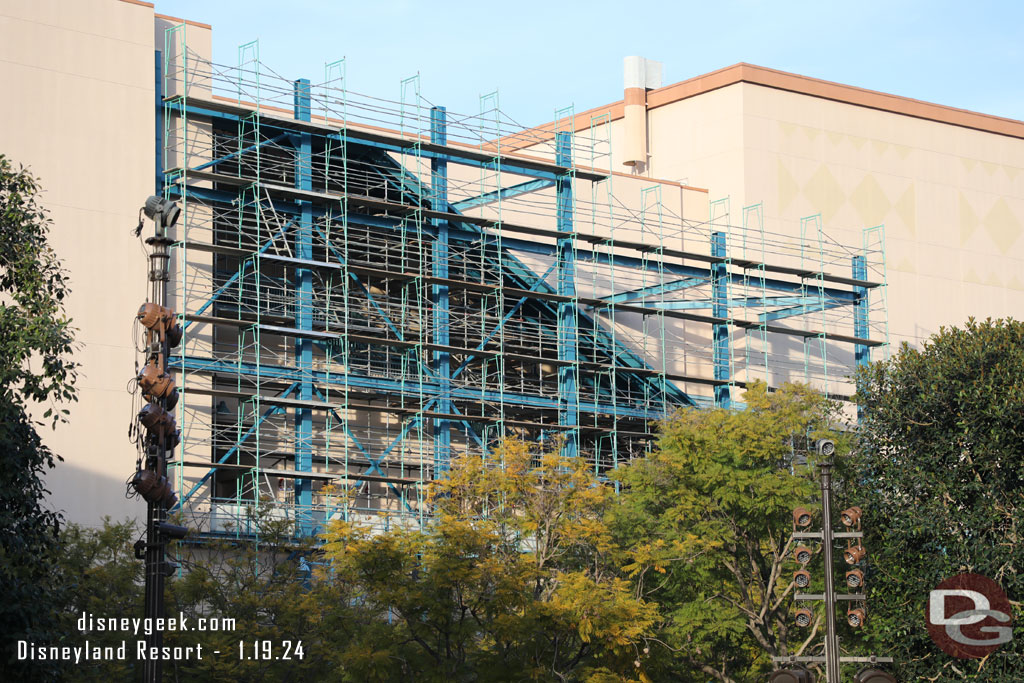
[927,573,1013,659]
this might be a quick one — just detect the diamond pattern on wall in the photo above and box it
[777,157,799,212]
[894,185,916,237]
[850,174,889,228]
[804,164,845,223]
[984,197,1022,254]
[959,191,979,246]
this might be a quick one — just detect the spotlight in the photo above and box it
[166,322,183,349]
[847,607,866,628]
[143,196,181,229]
[162,560,179,577]
[137,303,182,348]
[793,570,811,588]
[138,361,176,399]
[844,545,867,565]
[846,568,865,589]
[157,522,188,540]
[795,607,813,627]
[854,667,895,683]
[770,668,816,683]
[815,439,836,457]
[840,506,863,527]
[131,472,177,509]
[131,469,161,499]
[138,403,174,432]
[793,507,813,527]
[137,303,174,331]
[794,545,813,564]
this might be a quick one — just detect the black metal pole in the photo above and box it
[142,215,172,683]
[820,460,840,681]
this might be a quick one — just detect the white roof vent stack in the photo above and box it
[622,56,663,170]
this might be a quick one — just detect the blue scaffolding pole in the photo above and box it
[293,78,314,532]
[711,231,730,407]
[555,131,578,457]
[430,106,452,474]
[852,255,869,368]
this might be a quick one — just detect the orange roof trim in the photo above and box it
[155,13,212,30]
[509,62,1024,150]
[117,0,212,29]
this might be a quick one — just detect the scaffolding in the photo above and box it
[157,29,888,538]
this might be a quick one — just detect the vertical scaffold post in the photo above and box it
[555,131,578,458]
[852,254,869,422]
[852,255,869,367]
[293,78,314,533]
[711,231,730,407]
[430,106,451,474]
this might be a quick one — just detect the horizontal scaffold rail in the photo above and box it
[170,187,876,308]
[168,354,678,421]
[179,253,883,349]
[165,96,607,182]
[174,169,882,291]
[176,461,425,487]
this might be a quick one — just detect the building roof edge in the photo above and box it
[505,62,1024,151]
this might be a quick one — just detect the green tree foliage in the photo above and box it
[42,383,875,682]
[0,155,78,680]
[55,520,143,682]
[851,318,1023,680]
[321,439,659,682]
[162,505,337,682]
[610,382,844,682]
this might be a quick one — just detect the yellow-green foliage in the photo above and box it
[610,381,844,682]
[321,439,658,681]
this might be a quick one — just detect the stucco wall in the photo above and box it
[737,82,1024,349]
[0,0,211,527]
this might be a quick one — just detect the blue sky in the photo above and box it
[152,0,1024,128]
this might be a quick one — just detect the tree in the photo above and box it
[610,382,845,682]
[0,155,78,680]
[55,520,143,682]
[851,318,1023,681]
[320,439,659,682]
[162,504,339,682]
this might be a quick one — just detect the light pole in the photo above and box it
[773,439,894,682]
[819,457,840,681]
[131,196,187,683]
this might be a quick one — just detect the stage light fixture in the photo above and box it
[844,545,867,565]
[840,506,863,527]
[143,196,181,229]
[815,439,835,457]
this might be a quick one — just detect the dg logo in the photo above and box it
[927,573,1013,659]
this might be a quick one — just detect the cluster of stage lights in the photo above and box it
[793,504,869,629]
[770,667,896,683]
[771,441,894,682]
[129,197,183,510]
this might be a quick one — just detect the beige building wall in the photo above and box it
[737,82,1024,349]
[614,70,1024,354]
[0,0,210,527]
